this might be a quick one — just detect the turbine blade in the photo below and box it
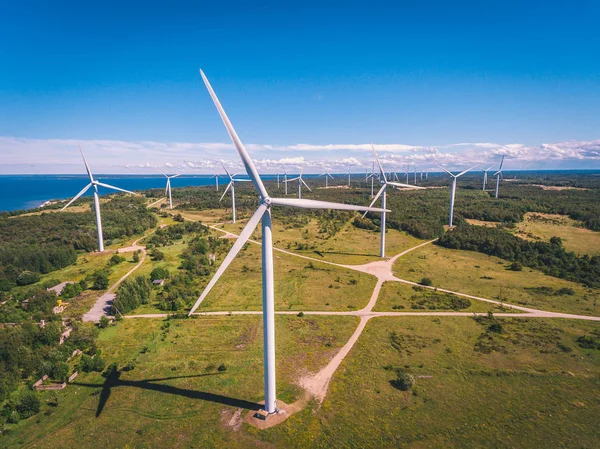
[220,181,233,201]
[387,181,426,190]
[61,183,92,210]
[170,174,182,179]
[189,204,267,314]
[79,145,94,182]
[498,155,505,171]
[434,162,454,177]
[456,165,477,178]
[362,184,386,218]
[270,197,389,213]
[372,145,387,182]
[200,70,268,199]
[301,178,312,192]
[220,160,233,179]
[95,182,136,195]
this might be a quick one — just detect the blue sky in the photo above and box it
[1,1,599,173]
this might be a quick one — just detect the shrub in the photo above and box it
[132,250,141,263]
[17,270,41,286]
[217,364,227,372]
[576,335,600,350]
[555,287,575,296]
[419,277,433,287]
[98,316,110,328]
[91,271,109,290]
[109,254,125,266]
[391,371,416,391]
[150,267,169,282]
[150,249,165,261]
[121,360,136,372]
[15,391,41,420]
[61,282,83,299]
[297,311,305,317]
[509,262,523,271]
[488,322,504,333]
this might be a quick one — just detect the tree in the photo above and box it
[391,371,416,391]
[17,270,41,286]
[15,391,40,419]
[132,250,141,263]
[509,262,523,272]
[150,249,165,261]
[91,271,109,290]
[419,277,433,287]
[150,267,169,282]
[98,316,110,328]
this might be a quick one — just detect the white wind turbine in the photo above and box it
[210,171,220,191]
[347,167,351,187]
[494,155,505,198]
[365,162,376,198]
[434,162,476,227]
[62,147,136,252]
[285,169,311,199]
[363,146,424,257]
[161,171,181,209]
[220,161,251,223]
[480,165,493,191]
[189,70,388,415]
[281,165,289,195]
[320,169,334,188]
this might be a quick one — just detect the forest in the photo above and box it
[0,196,157,291]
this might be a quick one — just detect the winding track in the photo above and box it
[116,214,600,404]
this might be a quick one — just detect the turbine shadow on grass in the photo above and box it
[74,371,261,417]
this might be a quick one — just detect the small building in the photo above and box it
[152,279,165,286]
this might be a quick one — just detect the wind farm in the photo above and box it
[1,2,600,448]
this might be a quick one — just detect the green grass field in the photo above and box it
[514,212,600,256]
[4,316,598,448]
[374,281,521,313]
[393,244,600,317]
[0,315,358,448]
[219,216,425,265]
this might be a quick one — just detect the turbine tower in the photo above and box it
[480,166,493,191]
[285,169,311,199]
[62,146,136,252]
[435,162,475,227]
[494,156,505,199]
[220,161,251,223]
[281,165,288,195]
[210,171,220,191]
[347,167,351,187]
[364,146,424,257]
[365,162,376,198]
[320,169,334,188]
[161,171,181,209]
[190,70,388,415]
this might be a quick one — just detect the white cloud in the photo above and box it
[0,136,599,174]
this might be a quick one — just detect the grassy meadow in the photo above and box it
[393,244,600,317]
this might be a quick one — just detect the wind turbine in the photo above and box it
[493,156,505,198]
[320,169,334,188]
[365,162,376,198]
[210,171,220,191]
[190,70,388,415]
[62,146,136,252]
[220,161,251,223]
[285,169,311,199]
[480,165,493,191]
[363,146,424,258]
[161,171,181,209]
[281,165,289,195]
[434,162,476,227]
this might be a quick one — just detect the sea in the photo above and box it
[0,175,241,212]
[0,174,284,212]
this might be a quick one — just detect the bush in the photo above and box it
[555,287,575,296]
[217,364,227,372]
[150,267,170,282]
[150,249,165,261]
[91,271,109,290]
[15,391,40,420]
[509,262,523,271]
[98,316,110,328]
[79,354,105,373]
[109,254,126,266]
[121,360,136,372]
[61,282,83,299]
[17,270,41,286]
[488,322,504,333]
[297,311,304,317]
[132,250,141,263]
[419,277,433,287]
[391,371,416,391]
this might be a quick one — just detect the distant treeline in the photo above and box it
[437,224,600,289]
